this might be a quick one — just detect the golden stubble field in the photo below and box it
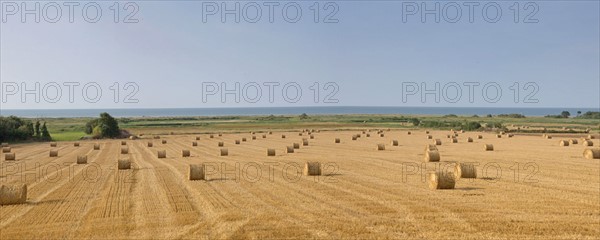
[1,130,599,239]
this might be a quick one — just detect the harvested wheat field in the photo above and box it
[1,130,599,239]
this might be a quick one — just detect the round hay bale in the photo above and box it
[583,148,600,159]
[391,140,398,146]
[449,138,458,143]
[162,140,167,144]
[154,136,161,139]
[310,135,315,139]
[73,142,80,147]
[157,150,167,158]
[2,147,11,153]
[281,135,286,139]
[424,150,440,162]
[335,138,341,143]
[376,144,385,151]
[189,164,205,180]
[303,139,309,146]
[268,131,273,135]
[545,135,553,139]
[583,140,594,146]
[182,150,190,157]
[508,134,514,138]
[366,134,371,137]
[129,136,137,140]
[196,137,200,140]
[569,139,578,144]
[379,134,385,137]
[0,184,27,205]
[407,131,411,135]
[50,142,57,147]
[235,140,240,145]
[433,139,442,145]
[460,130,465,133]
[425,131,430,134]
[588,135,595,139]
[242,138,247,142]
[484,144,494,151]
[121,141,127,146]
[49,150,58,157]
[267,148,276,156]
[5,153,16,161]
[559,140,570,146]
[218,141,224,147]
[220,148,228,156]
[118,159,131,170]
[496,134,502,138]
[262,134,267,138]
[77,155,87,164]
[252,136,256,140]
[286,146,294,153]
[425,144,438,152]
[446,135,451,138]
[303,162,321,176]
[218,133,222,137]
[121,147,129,154]
[352,135,358,141]
[0,143,8,147]
[466,137,473,143]
[477,135,483,139]
[293,143,300,149]
[210,134,214,138]
[427,135,433,139]
[192,141,198,146]
[428,172,455,190]
[93,144,100,150]
[455,163,477,178]
[147,142,153,147]
[298,132,303,136]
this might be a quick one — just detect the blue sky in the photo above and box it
[1,1,599,109]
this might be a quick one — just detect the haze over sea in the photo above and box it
[1,107,597,118]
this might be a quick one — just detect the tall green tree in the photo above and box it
[35,121,41,138]
[560,111,571,118]
[41,122,52,140]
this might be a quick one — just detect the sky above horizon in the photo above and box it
[1,1,599,110]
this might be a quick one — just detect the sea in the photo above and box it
[1,107,597,118]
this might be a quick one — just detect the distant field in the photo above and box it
[38,114,600,141]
